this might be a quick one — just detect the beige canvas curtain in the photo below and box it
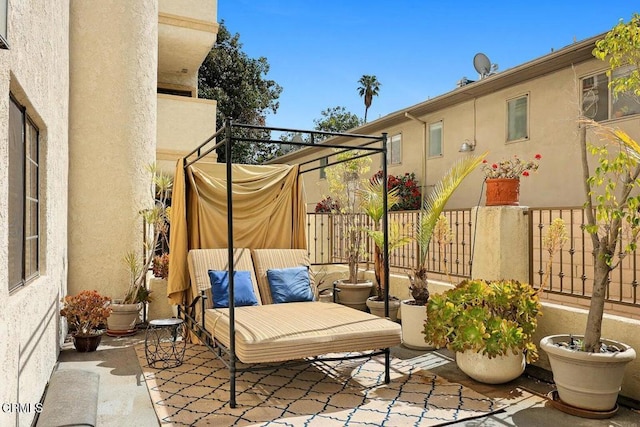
[167,160,307,304]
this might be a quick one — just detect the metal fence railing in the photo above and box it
[529,207,640,309]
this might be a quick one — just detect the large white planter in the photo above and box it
[335,281,373,311]
[540,334,636,412]
[456,349,525,384]
[107,302,142,336]
[400,299,434,350]
[366,297,400,321]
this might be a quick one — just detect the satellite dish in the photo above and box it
[473,53,492,78]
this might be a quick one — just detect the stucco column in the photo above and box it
[68,0,158,298]
[471,206,529,283]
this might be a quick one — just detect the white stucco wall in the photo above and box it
[0,2,70,426]
[68,0,158,300]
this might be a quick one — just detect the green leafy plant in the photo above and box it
[122,164,172,304]
[359,176,411,299]
[424,279,542,363]
[408,153,487,305]
[324,150,372,283]
[60,290,112,336]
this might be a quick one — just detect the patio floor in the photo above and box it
[43,331,640,426]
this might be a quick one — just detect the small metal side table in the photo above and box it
[145,318,186,369]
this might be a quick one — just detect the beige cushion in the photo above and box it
[187,249,262,309]
[204,302,402,364]
[251,249,316,305]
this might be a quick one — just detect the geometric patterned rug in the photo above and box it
[135,344,504,426]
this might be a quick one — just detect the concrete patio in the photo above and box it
[35,331,640,427]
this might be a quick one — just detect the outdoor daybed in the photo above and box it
[169,120,400,407]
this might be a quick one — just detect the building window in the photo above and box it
[8,95,40,291]
[0,0,7,49]
[387,134,401,165]
[428,121,442,157]
[319,156,328,179]
[582,67,640,121]
[507,95,528,141]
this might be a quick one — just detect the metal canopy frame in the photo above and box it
[180,118,391,408]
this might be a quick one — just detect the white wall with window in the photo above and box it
[507,94,528,141]
[428,121,442,157]
[582,66,640,121]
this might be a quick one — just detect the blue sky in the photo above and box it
[218,1,638,130]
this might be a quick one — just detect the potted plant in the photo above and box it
[324,150,373,310]
[540,17,638,414]
[403,153,487,349]
[425,279,542,384]
[359,176,411,320]
[60,290,112,352]
[108,164,172,335]
[481,153,541,206]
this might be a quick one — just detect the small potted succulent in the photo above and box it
[425,279,542,384]
[60,290,112,352]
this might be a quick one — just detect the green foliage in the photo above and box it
[357,75,381,123]
[593,13,640,98]
[314,106,363,140]
[424,279,542,363]
[198,21,283,163]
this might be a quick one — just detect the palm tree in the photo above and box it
[357,75,381,123]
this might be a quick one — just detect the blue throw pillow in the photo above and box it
[266,266,315,304]
[208,270,259,308]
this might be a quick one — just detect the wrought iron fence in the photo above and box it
[306,209,473,279]
[529,207,640,309]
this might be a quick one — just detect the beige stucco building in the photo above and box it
[0,1,217,425]
[282,34,640,212]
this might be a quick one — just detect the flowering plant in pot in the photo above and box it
[425,279,542,384]
[323,150,373,310]
[540,16,639,415]
[481,154,541,206]
[60,290,112,352]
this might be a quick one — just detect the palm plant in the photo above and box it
[359,176,411,299]
[357,75,381,123]
[408,153,487,305]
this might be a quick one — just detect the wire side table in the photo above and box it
[144,318,186,369]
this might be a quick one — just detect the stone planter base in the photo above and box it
[400,299,434,350]
[72,333,103,352]
[335,281,373,311]
[456,349,525,384]
[365,297,400,321]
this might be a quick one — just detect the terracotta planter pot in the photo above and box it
[335,281,373,311]
[72,333,103,352]
[485,178,520,206]
[540,334,636,412]
[456,349,525,384]
[365,296,400,321]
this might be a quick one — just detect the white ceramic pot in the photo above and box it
[540,334,636,411]
[335,281,373,311]
[400,299,434,350]
[456,349,525,384]
[365,297,400,321]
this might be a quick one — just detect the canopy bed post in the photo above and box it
[381,132,391,384]
[225,118,239,408]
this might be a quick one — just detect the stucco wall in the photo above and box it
[0,2,69,426]
[68,0,158,300]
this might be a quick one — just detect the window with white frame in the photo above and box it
[0,0,7,49]
[319,156,328,179]
[8,95,40,291]
[582,66,640,121]
[507,95,528,141]
[428,121,442,157]
[386,133,402,165]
